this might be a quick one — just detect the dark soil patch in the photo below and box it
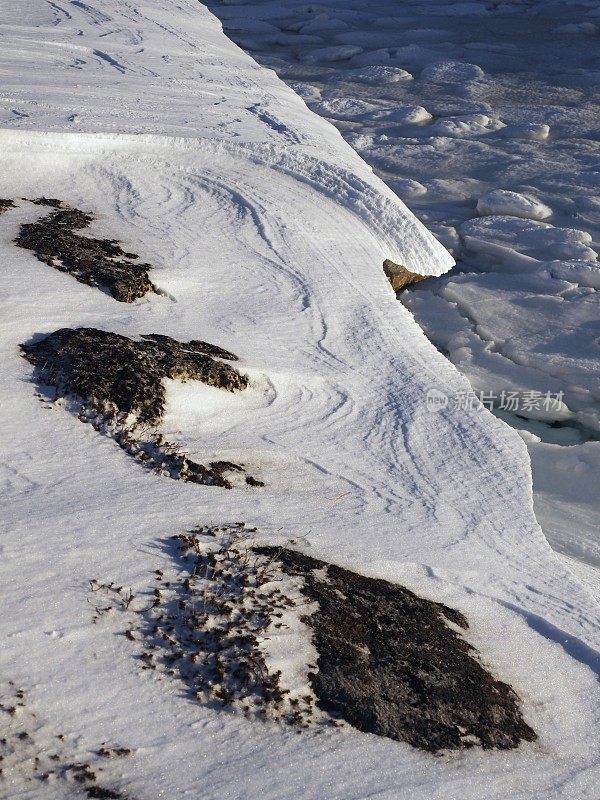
[15,204,155,302]
[21,328,261,489]
[256,547,537,752]
[0,199,16,214]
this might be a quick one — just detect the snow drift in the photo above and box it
[0,1,598,799]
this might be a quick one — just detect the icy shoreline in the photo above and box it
[0,1,599,798]
[205,0,600,577]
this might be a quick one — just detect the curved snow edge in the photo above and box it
[0,128,453,279]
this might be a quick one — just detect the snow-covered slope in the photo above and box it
[0,2,598,799]
[205,0,600,576]
[0,0,451,276]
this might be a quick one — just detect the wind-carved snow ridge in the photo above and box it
[0,0,454,279]
[1,2,600,799]
[0,128,452,279]
[203,0,600,589]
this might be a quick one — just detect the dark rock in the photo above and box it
[15,204,155,302]
[0,199,16,214]
[21,328,257,489]
[166,457,250,489]
[256,547,537,752]
[383,259,429,292]
[142,333,238,363]
[21,327,247,425]
[85,789,123,799]
[29,198,64,208]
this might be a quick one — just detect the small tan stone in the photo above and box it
[383,259,429,292]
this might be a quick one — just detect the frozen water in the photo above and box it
[420,59,485,82]
[477,189,553,220]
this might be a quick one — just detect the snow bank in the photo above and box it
[0,3,451,278]
[0,1,599,799]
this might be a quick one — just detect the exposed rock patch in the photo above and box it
[88,525,536,751]
[256,547,537,752]
[21,328,261,489]
[29,197,64,208]
[383,259,429,292]
[0,199,16,214]
[22,327,247,424]
[89,525,323,727]
[15,203,156,302]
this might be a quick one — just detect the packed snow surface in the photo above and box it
[206,0,600,583]
[0,1,599,799]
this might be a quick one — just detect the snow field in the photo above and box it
[0,1,599,798]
